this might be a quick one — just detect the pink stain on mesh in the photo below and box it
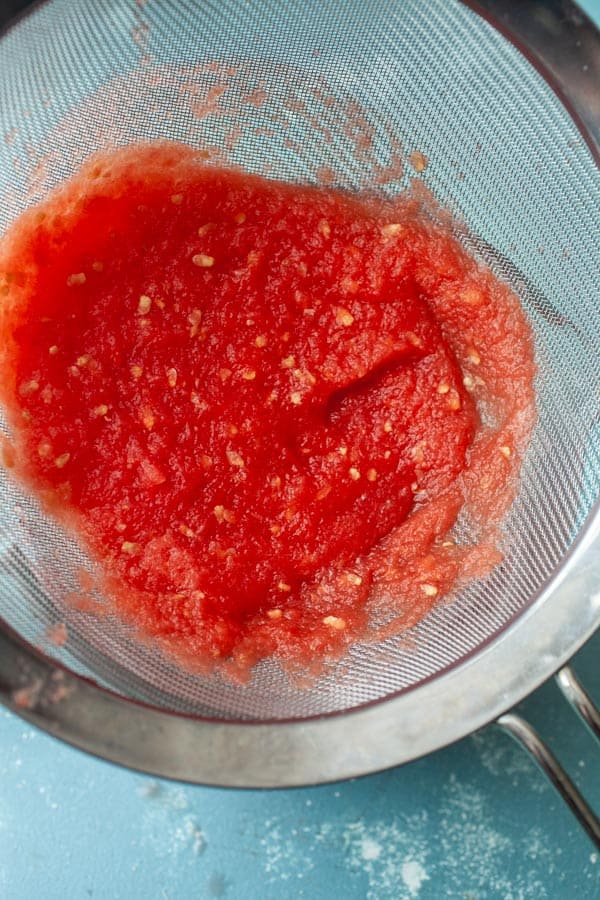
[46,622,68,647]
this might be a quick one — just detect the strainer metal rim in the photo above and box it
[1,502,598,787]
[0,0,598,786]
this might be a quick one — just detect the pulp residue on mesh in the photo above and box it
[5,58,419,218]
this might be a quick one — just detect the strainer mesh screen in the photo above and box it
[0,0,598,720]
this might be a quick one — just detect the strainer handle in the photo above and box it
[496,665,600,849]
[556,665,600,740]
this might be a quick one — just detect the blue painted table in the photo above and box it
[1,632,599,899]
[2,2,599,897]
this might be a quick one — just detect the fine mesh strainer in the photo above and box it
[0,0,599,839]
